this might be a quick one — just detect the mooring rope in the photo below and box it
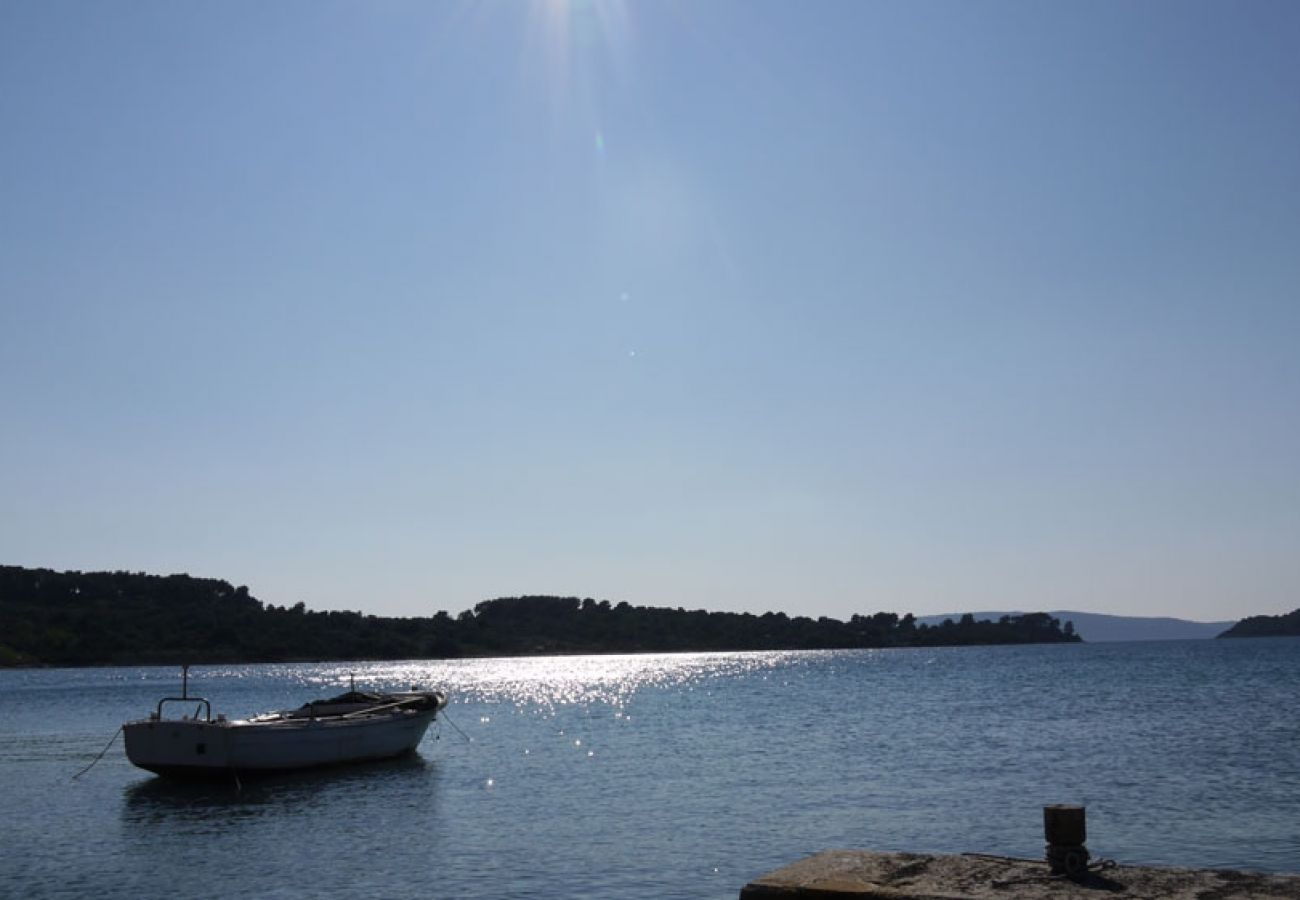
[974,854,1118,888]
[438,708,473,743]
[71,726,123,780]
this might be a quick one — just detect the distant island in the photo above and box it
[0,565,1079,666]
[1218,609,1300,638]
[918,610,1236,642]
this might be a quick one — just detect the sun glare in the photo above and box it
[529,0,631,116]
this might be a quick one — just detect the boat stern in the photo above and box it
[124,717,233,776]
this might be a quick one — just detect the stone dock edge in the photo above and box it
[739,850,1300,899]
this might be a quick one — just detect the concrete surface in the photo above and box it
[739,850,1300,899]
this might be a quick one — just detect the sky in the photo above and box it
[2,1,1298,623]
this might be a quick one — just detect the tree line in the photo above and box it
[1218,608,1300,638]
[1,565,1080,666]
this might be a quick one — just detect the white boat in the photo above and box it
[124,668,447,778]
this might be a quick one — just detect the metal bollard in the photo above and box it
[1044,804,1089,879]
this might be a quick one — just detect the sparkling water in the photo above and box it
[2,638,1297,898]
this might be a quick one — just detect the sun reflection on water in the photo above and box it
[258,651,813,712]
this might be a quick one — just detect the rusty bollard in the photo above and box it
[1044,804,1089,879]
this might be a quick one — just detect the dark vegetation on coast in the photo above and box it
[1,565,1082,667]
[1218,608,1300,638]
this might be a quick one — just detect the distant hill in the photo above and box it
[0,565,1080,666]
[916,610,1236,642]
[1218,609,1300,638]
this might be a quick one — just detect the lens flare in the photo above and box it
[529,0,632,116]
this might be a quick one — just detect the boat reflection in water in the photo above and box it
[123,667,447,779]
[122,753,437,826]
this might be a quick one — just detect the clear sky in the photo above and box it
[3,1,1297,623]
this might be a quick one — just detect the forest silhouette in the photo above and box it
[1,565,1080,666]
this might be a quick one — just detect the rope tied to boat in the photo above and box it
[71,725,123,781]
[963,853,1117,888]
[438,707,473,743]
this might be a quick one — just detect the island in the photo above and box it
[1217,608,1300,638]
[0,565,1080,666]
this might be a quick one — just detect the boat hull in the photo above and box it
[124,707,438,778]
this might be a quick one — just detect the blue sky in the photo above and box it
[3,1,1297,622]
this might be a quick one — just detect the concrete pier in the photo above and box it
[739,850,1300,899]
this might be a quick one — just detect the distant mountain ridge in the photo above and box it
[916,610,1236,642]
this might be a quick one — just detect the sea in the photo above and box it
[2,638,1297,899]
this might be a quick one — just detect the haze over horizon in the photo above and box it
[3,2,1297,624]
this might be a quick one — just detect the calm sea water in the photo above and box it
[2,638,1297,898]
